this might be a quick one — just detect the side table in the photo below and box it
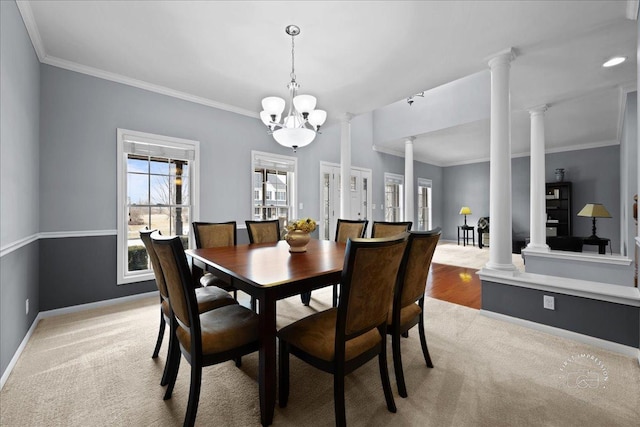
[583,237,611,255]
[458,225,475,246]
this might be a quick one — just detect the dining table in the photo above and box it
[186,238,346,426]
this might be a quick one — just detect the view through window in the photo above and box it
[384,173,404,222]
[252,151,297,227]
[117,129,199,284]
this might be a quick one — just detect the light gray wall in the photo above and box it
[0,0,41,380]
[1,0,40,245]
[441,146,621,250]
[621,92,637,257]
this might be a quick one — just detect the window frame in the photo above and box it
[384,172,404,222]
[251,150,297,224]
[417,177,433,231]
[116,128,200,285]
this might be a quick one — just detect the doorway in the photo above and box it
[319,162,373,240]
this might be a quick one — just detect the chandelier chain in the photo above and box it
[290,34,296,82]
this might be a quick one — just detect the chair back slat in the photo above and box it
[151,233,195,329]
[193,221,236,248]
[398,229,441,309]
[371,221,412,238]
[335,219,368,243]
[245,220,280,243]
[139,229,169,299]
[338,234,408,338]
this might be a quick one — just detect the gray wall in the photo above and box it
[441,146,621,251]
[0,1,41,380]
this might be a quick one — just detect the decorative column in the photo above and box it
[527,105,550,251]
[340,113,353,219]
[486,49,517,271]
[404,137,415,224]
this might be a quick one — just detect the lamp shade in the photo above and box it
[577,203,611,218]
[273,127,316,148]
[459,206,472,215]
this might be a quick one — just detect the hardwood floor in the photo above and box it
[426,263,481,310]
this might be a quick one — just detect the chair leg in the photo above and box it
[153,309,166,359]
[418,314,434,368]
[163,318,181,397]
[300,291,311,306]
[379,330,397,413]
[278,340,290,408]
[332,283,339,307]
[391,329,408,398]
[184,363,202,427]
[251,296,257,312]
[333,370,346,427]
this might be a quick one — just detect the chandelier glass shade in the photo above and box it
[260,25,326,151]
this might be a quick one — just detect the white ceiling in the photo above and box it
[18,0,638,166]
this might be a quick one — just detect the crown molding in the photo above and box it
[15,0,45,61]
[42,56,259,118]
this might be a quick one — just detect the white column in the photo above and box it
[486,49,517,271]
[527,105,550,251]
[340,113,353,219]
[404,137,415,224]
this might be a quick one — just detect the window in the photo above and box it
[417,178,432,231]
[117,129,199,284]
[251,151,297,224]
[384,173,404,222]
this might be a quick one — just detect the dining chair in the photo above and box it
[300,218,369,307]
[192,221,238,298]
[278,233,408,427]
[371,221,412,238]
[245,219,281,244]
[329,219,368,307]
[151,232,260,427]
[387,228,441,398]
[139,229,237,388]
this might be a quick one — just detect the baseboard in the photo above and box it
[0,290,158,391]
[480,309,640,360]
[38,290,158,319]
[0,313,40,390]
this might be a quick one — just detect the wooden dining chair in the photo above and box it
[371,221,412,238]
[192,221,238,298]
[387,228,441,398]
[151,232,260,427]
[330,219,368,306]
[278,233,408,427]
[139,229,237,388]
[300,218,369,307]
[245,219,281,244]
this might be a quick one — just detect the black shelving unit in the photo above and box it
[545,182,572,236]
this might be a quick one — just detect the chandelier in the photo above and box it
[260,25,326,152]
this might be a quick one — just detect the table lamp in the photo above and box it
[459,206,472,226]
[577,203,611,239]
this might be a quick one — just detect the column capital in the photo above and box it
[341,113,354,123]
[486,48,516,69]
[405,136,416,144]
[528,104,548,116]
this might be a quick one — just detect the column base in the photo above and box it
[484,261,518,272]
[525,243,550,252]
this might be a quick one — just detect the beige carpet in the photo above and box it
[1,287,638,426]
[432,241,525,271]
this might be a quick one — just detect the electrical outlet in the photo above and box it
[26,299,29,315]
[543,295,555,310]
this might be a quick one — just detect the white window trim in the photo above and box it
[116,128,200,285]
[384,172,404,221]
[250,150,298,222]
[417,177,433,231]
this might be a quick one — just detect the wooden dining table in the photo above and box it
[186,239,346,426]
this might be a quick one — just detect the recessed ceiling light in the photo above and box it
[603,56,626,67]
